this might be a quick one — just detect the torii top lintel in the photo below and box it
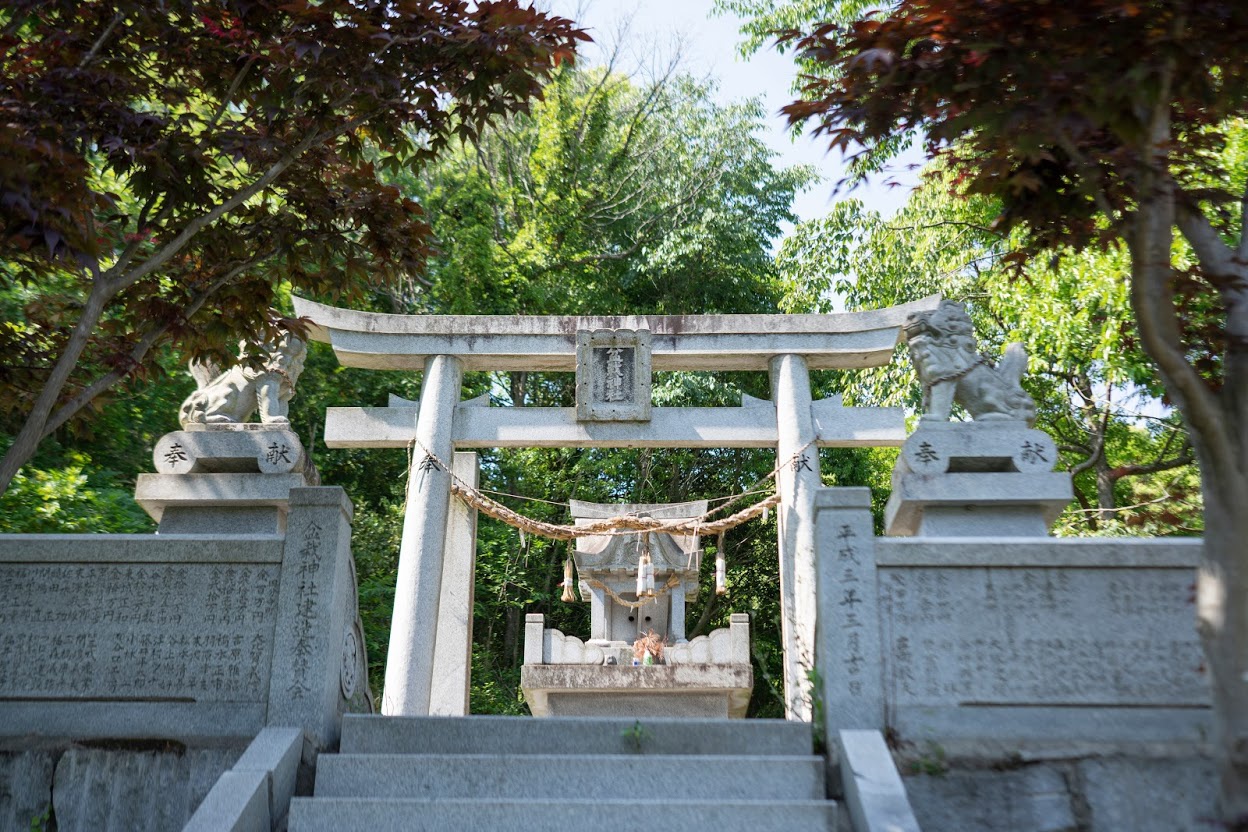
[291,295,942,373]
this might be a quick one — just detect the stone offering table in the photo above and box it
[522,613,753,718]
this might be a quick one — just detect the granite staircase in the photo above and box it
[288,714,839,831]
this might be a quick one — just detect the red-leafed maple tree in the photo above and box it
[0,1,586,492]
[779,0,1248,821]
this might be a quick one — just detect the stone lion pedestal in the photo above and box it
[885,421,1073,537]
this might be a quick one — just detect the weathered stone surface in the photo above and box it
[0,751,54,831]
[429,452,478,717]
[267,487,367,748]
[773,353,821,721]
[521,665,752,718]
[179,334,306,428]
[877,562,1207,709]
[0,549,280,735]
[905,766,1077,832]
[182,768,268,832]
[1080,756,1218,832]
[2,484,369,746]
[814,489,883,732]
[885,471,1073,537]
[382,355,462,717]
[897,421,1058,475]
[232,727,303,825]
[314,752,824,801]
[293,292,939,372]
[902,299,1036,425]
[575,328,652,422]
[338,714,814,757]
[836,730,921,832]
[288,798,838,832]
[153,428,306,475]
[134,471,312,530]
[52,746,240,832]
[324,401,906,449]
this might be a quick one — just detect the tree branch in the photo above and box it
[41,255,271,438]
[78,11,124,69]
[1109,442,1195,481]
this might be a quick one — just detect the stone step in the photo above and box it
[287,797,839,832]
[315,753,826,801]
[339,714,813,757]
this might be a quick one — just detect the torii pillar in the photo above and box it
[772,354,821,721]
[382,355,462,715]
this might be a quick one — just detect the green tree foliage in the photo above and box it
[311,65,821,713]
[396,64,814,319]
[0,0,586,494]
[777,169,1200,534]
[766,0,1248,820]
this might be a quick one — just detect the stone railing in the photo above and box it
[665,614,750,665]
[523,613,750,666]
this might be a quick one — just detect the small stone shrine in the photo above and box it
[521,500,752,718]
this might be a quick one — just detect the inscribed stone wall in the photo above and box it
[878,566,1205,707]
[869,538,1209,743]
[0,563,279,702]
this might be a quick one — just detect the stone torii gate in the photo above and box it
[293,295,939,721]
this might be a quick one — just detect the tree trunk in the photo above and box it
[0,276,115,494]
[1194,466,1248,825]
[1094,464,1117,525]
[1129,163,1248,822]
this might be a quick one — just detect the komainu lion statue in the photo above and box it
[902,300,1036,426]
[178,334,307,428]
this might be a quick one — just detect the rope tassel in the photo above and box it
[560,556,577,603]
[636,533,656,598]
[715,532,727,596]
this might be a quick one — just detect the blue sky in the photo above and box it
[546,0,921,225]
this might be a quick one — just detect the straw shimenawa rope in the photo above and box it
[449,480,780,541]
[409,435,805,543]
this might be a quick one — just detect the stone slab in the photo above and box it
[0,535,283,563]
[875,537,1202,568]
[813,488,884,731]
[0,751,54,831]
[0,702,268,742]
[338,714,814,757]
[877,563,1207,709]
[52,746,241,832]
[575,328,652,421]
[836,730,921,832]
[287,798,839,832]
[897,422,1058,474]
[153,429,306,475]
[314,753,825,800]
[293,293,939,372]
[0,559,280,703]
[885,472,1073,536]
[134,473,312,523]
[267,487,362,749]
[182,767,270,832]
[890,705,1212,745]
[1080,756,1218,832]
[232,727,303,826]
[905,766,1077,832]
[521,664,753,718]
[324,403,905,449]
